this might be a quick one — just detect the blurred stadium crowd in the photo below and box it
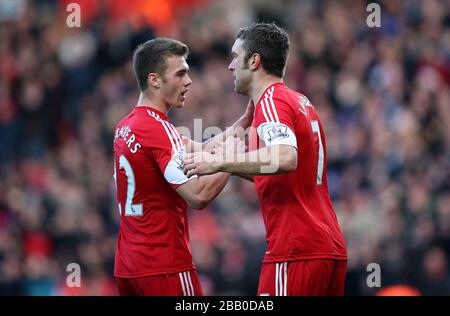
[0,0,449,295]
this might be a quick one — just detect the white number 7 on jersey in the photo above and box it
[310,120,324,185]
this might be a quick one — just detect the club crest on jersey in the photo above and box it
[267,125,289,142]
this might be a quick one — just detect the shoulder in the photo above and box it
[256,84,297,123]
[274,84,307,107]
[263,84,301,111]
[143,109,184,152]
[274,85,317,119]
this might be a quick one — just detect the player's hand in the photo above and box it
[212,136,246,157]
[229,136,246,155]
[183,137,246,177]
[183,152,221,177]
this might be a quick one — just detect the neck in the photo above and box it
[249,74,283,105]
[136,92,170,114]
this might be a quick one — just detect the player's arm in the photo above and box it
[176,137,246,209]
[176,172,230,210]
[162,151,230,210]
[185,96,299,177]
[184,144,297,177]
[223,145,297,175]
[149,119,234,210]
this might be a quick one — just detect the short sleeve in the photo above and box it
[163,147,197,188]
[147,120,196,190]
[255,92,297,149]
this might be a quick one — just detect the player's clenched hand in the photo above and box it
[183,152,220,177]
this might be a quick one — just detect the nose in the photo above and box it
[228,58,235,71]
[185,74,192,87]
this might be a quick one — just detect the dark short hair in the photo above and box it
[133,38,189,92]
[236,23,289,78]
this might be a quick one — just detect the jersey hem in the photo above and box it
[262,253,348,263]
[114,264,196,278]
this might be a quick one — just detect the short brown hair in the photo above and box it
[236,23,289,78]
[133,38,189,92]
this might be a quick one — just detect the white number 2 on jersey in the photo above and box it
[113,155,143,216]
[310,120,324,185]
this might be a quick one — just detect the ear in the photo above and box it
[148,73,161,89]
[249,53,261,71]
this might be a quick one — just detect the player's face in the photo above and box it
[159,55,192,108]
[228,39,252,95]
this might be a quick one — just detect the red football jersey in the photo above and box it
[113,106,195,278]
[248,82,347,263]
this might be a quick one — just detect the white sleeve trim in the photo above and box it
[257,122,297,149]
[164,148,197,185]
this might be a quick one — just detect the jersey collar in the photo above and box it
[255,82,285,108]
[135,105,169,121]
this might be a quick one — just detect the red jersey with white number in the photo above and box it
[113,106,195,278]
[248,82,347,263]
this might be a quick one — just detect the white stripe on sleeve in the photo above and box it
[163,121,181,151]
[268,87,280,123]
[166,121,183,150]
[263,98,275,122]
[171,124,184,148]
[147,110,177,152]
[261,99,271,122]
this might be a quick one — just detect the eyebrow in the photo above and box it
[176,68,189,74]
